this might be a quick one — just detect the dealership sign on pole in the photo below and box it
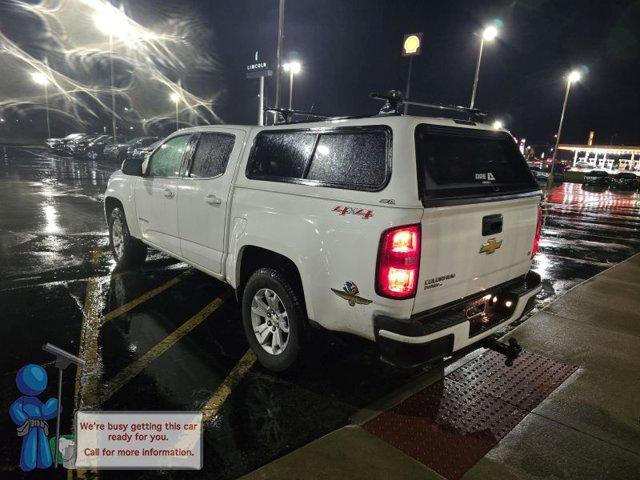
[402,33,423,57]
[246,52,272,126]
[401,33,423,113]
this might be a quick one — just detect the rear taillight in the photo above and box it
[376,224,421,299]
[531,206,543,258]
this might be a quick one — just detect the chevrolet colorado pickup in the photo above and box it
[104,115,543,372]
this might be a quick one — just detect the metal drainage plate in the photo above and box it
[364,349,577,480]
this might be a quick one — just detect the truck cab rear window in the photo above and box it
[247,128,390,191]
[415,125,538,203]
[189,133,235,178]
[247,132,317,179]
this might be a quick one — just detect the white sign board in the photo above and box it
[75,411,202,470]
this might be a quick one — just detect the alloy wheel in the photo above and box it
[250,288,290,355]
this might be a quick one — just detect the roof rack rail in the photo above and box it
[264,108,331,124]
[370,90,487,122]
[263,90,488,125]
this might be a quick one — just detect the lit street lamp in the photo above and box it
[547,70,582,189]
[170,92,180,131]
[282,61,301,110]
[94,10,127,142]
[31,72,51,139]
[470,25,499,109]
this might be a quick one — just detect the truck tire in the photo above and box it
[242,267,305,372]
[108,207,147,268]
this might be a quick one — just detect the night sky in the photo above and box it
[1,0,639,146]
[208,0,640,146]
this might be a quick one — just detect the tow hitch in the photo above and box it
[483,337,522,366]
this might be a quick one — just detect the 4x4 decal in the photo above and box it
[332,205,374,219]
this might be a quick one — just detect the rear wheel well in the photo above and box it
[238,246,306,312]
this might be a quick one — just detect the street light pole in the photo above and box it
[403,56,413,115]
[109,33,117,142]
[470,38,485,109]
[288,68,294,109]
[282,61,301,110]
[547,70,582,190]
[470,25,498,109]
[258,76,265,126]
[43,80,51,139]
[170,93,180,131]
[274,0,286,117]
[31,72,51,139]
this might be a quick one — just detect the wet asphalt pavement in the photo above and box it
[1,146,639,479]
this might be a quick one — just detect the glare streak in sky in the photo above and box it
[0,0,221,135]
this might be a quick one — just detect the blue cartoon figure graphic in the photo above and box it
[9,364,59,471]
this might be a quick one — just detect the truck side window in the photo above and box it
[190,133,235,178]
[148,135,190,177]
[306,132,388,189]
[247,128,390,191]
[247,132,316,180]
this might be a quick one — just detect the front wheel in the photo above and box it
[108,207,147,268]
[241,268,306,372]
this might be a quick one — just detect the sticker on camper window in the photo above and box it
[474,172,496,182]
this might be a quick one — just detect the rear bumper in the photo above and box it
[374,271,542,368]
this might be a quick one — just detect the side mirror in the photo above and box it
[121,157,144,176]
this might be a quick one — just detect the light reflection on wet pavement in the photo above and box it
[0,147,639,479]
[535,182,640,303]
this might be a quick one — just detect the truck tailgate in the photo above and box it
[413,195,540,314]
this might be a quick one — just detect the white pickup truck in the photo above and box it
[104,114,543,372]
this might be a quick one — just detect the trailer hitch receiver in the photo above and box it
[483,337,522,366]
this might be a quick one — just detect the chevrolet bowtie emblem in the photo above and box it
[479,238,503,254]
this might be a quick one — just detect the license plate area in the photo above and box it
[466,289,518,337]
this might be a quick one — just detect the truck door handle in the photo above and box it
[205,194,222,205]
[163,188,175,199]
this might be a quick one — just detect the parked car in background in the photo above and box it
[553,164,566,183]
[573,161,591,170]
[529,166,548,182]
[46,133,86,153]
[71,134,113,158]
[86,135,120,160]
[582,170,610,188]
[103,136,158,163]
[129,139,162,162]
[65,133,104,156]
[529,164,564,184]
[609,172,639,191]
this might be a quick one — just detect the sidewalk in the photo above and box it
[242,254,640,480]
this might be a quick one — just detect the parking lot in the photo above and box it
[1,146,640,479]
